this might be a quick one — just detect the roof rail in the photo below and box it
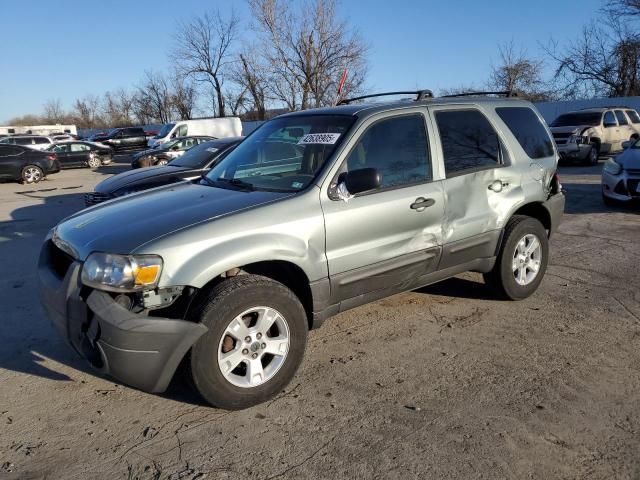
[440,91,517,98]
[579,105,630,110]
[337,90,434,105]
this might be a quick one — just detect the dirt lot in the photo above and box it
[0,156,638,480]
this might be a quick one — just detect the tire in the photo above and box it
[587,144,599,166]
[87,154,101,169]
[21,165,43,184]
[188,275,308,410]
[483,215,549,300]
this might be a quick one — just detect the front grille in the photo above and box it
[614,180,628,195]
[49,240,74,278]
[627,179,640,196]
[84,192,112,206]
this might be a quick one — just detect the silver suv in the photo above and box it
[38,91,565,409]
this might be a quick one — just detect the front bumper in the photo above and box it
[38,240,207,393]
[602,170,640,201]
[557,142,592,160]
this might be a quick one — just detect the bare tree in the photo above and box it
[136,71,173,124]
[170,72,196,120]
[72,95,104,128]
[172,9,240,117]
[233,50,268,119]
[248,0,368,109]
[604,0,640,18]
[43,99,65,123]
[489,41,551,101]
[545,19,640,98]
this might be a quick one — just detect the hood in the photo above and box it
[615,147,640,170]
[550,125,590,135]
[94,165,191,193]
[55,182,292,260]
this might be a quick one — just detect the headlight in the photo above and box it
[81,252,163,292]
[603,158,622,175]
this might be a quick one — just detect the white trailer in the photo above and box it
[0,124,77,136]
[148,117,242,147]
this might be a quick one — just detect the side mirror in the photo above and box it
[622,140,632,149]
[340,167,381,195]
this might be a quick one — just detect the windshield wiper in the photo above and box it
[215,177,255,191]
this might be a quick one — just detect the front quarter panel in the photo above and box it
[134,188,328,288]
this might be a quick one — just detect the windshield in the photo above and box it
[551,112,602,127]
[205,115,354,192]
[170,140,233,168]
[155,123,175,139]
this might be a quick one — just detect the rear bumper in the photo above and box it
[38,240,207,393]
[47,161,61,174]
[543,192,565,237]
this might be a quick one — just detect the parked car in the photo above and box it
[38,91,564,409]
[52,134,75,143]
[602,139,640,205]
[47,141,113,169]
[98,127,149,152]
[0,144,60,183]
[86,132,110,142]
[85,137,242,206]
[0,135,54,151]
[131,136,216,168]
[549,107,640,164]
[148,118,242,148]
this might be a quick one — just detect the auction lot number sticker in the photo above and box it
[298,133,341,145]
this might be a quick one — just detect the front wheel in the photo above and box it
[483,215,549,300]
[188,275,308,410]
[587,144,599,165]
[87,154,101,168]
[21,165,43,184]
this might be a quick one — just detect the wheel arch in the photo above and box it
[510,202,552,236]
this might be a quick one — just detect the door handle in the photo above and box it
[410,197,435,210]
[488,180,509,192]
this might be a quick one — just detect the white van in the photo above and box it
[148,118,242,148]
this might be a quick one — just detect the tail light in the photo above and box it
[550,172,562,194]
[46,154,57,161]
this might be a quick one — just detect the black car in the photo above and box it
[0,144,61,184]
[85,137,243,206]
[98,127,149,152]
[48,141,113,168]
[131,136,215,169]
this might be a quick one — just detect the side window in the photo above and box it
[495,107,554,159]
[15,138,33,146]
[341,114,431,189]
[625,110,640,124]
[435,110,501,176]
[70,143,89,152]
[35,137,50,145]
[176,124,188,137]
[0,146,22,156]
[53,144,69,153]
[615,110,629,125]
[603,111,617,127]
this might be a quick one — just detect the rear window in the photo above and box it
[496,107,554,159]
[626,110,640,124]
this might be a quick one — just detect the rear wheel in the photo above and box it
[21,165,43,184]
[483,215,549,300]
[189,275,308,410]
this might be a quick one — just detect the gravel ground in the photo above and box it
[0,156,638,480]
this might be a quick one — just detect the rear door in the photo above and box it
[430,106,519,269]
[68,143,91,166]
[52,144,71,165]
[614,110,633,146]
[0,146,24,178]
[320,110,445,304]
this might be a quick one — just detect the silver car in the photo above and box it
[602,139,640,205]
[38,91,565,409]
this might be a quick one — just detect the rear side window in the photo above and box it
[496,107,554,159]
[435,110,501,176]
[15,138,33,146]
[0,146,22,155]
[34,137,50,144]
[626,110,640,124]
[615,110,629,125]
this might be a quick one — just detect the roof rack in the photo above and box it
[337,90,434,106]
[440,91,517,98]
[579,105,630,110]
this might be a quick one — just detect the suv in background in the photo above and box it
[549,107,640,165]
[0,135,54,151]
[39,90,565,410]
[98,127,149,152]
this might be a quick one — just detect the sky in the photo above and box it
[0,0,604,123]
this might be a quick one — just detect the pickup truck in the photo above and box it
[99,127,150,152]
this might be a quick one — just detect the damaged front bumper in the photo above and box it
[38,240,207,393]
[557,142,592,161]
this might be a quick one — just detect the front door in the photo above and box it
[602,111,620,153]
[52,144,71,166]
[321,111,445,303]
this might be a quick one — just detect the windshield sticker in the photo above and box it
[297,133,341,145]
[291,181,304,189]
